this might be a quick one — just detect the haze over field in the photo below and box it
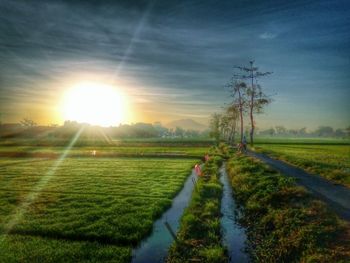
[0,0,349,129]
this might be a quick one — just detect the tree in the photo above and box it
[234,61,272,146]
[275,125,287,135]
[346,126,350,137]
[219,114,230,141]
[225,105,239,145]
[20,118,37,127]
[299,127,307,136]
[314,126,334,137]
[288,129,299,136]
[335,128,345,138]
[230,81,248,143]
[175,126,184,138]
[209,113,221,144]
[268,127,276,136]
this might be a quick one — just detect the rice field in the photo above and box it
[0,146,208,158]
[255,144,350,187]
[0,156,198,262]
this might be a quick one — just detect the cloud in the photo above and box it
[259,32,277,40]
[0,0,349,128]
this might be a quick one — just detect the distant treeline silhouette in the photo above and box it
[257,125,349,138]
[0,121,348,140]
[0,120,209,139]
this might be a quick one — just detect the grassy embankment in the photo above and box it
[254,144,350,187]
[0,157,198,262]
[227,154,350,262]
[167,153,227,263]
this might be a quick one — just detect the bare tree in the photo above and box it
[231,81,248,143]
[225,105,239,145]
[234,61,272,146]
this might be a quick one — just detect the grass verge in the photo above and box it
[167,155,227,263]
[227,154,350,262]
[254,144,350,187]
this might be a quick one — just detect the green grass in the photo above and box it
[254,137,350,145]
[0,157,198,262]
[0,146,208,158]
[227,154,350,262]
[0,235,131,263]
[167,155,227,263]
[254,144,350,187]
[0,138,214,147]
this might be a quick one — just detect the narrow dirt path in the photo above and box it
[247,151,350,221]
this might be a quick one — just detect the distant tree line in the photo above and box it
[258,125,350,138]
[0,119,349,140]
[0,120,209,139]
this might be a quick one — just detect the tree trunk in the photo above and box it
[249,61,255,147]
[229,120,236,145]
[249,99,255,147]
[238,90,244,144]
[240,109,243,144]
[249,108,254,146]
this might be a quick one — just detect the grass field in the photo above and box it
[254,144,350,187]
[254,137,350,145]
[1,138,349,262]
[0,138,214,147]
[0,155,198,262]
[227,154,350,262]
[0,146,208,158]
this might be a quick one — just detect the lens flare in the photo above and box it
[62,82,127,126]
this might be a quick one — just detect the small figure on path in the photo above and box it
[195,164,202,176]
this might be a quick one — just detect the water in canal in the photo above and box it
[131,169,196,263]
[220,164,249,262]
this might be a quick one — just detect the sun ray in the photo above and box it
[0,126,85,243]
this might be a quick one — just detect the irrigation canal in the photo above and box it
[131,169,197,263]
[132,164,249,262]
[220,164,249,262]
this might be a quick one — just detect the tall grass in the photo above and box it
[227,155,350,262]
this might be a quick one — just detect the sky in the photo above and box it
[0,0,349,129]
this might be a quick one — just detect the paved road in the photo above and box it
[247,151,350,221]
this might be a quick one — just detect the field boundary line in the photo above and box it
[0,188,172,200]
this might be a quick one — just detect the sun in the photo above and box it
[62,82,127,126]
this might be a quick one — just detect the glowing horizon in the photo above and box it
[61,82,129,127]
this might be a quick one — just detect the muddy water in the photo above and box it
[220,164,249,262]
[131,169,196,263]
